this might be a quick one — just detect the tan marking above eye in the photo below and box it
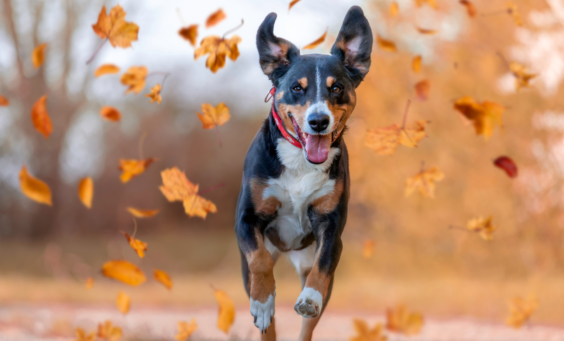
[326,76,335,87]
[298,77,308,88]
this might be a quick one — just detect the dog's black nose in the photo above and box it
[308,113,330,132]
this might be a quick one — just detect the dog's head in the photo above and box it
[257,6,373,164]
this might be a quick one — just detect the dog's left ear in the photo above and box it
[331,6,373,87]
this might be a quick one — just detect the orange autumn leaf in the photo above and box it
[194,35,242,73]
[414,80,430,101]
[385,304,424,335]
[405,166,444,198]
[145,84,162,104]
[31,95,52,138]
[154,269,173,290]
[102,260,147,286]
[19,166,52,206]
[85,277,94,290]
[414,0,437,9]
[350,319,387,341]
[214,289,235,333]
[179,25,198,47]
[389,2,399,17]
[460,0,477,18]
[32,44,47,68]
[416,27,438,35]
[453,96,505,141]
[506,294,538,328]
[509,62,537,90]
[94,64,120,77]
[507,2,522,26]
[119,158,155,183]
[197,103,230,129]
[75,328,96,341]
[376,35,397,52]
[412,55,422,73]
[120,66,148,94]
[127,207,159,218]
[0,95,9,106]
[206,9,226,28]
[466,215,496,240]
[116,291,130,315]
[92,5,139,48]
[289,0,301,11]
[362,240,375,259]
[303,29,328,50]
[159,167,218,219]
[175,319,197,341]
[78,177,94,209]
[100,106,121,122]
[122,231,147,258]
[97,320,122,341]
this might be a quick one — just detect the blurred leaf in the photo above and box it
[453,96,504,141]
[100,106,121,122]
[506,294,538,328]
[179,25,198,46]
[120,66,148,94]
[194,35,241,73]
[414,79,430,101]
[119,158,155,183]
[74,328,96,341]
[127,207,159,218]
[214,288,235,333]
[97,320,122,341]
[95,64,120,77]
[414,0,436,9]
[506,2,522,26]
[154,269,173,290]
[385,304,424,335]
[389,2,399,17]
[175,319,197,341]
[459,0,476,17]
[365,120,427,155]
[466,216,496,240]
[0,95,9,106]
[78,177,94,209]
[376,35,397,52]
[92,5,139,48]
[122,231,147,258]
[32,44,47,68]
[303,29,328,50]
[31,95,52,138]
[145,84,162,104]
[289,0,301,11]
[509,62,537,90]
[116,291,130,315]
[349,319,387,341]
[416,27,438,35]
[405,166,444,198]
[19,166,52,206]
[362,240,375,259]
[206,9,226,28]
[85,277,94,290]
[412,55,422,73]
[102,260,147,286]
[197,103,230,129]
[494,156,518,178]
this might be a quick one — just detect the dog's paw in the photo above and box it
[250,293,275,333]
[294,287,322,318]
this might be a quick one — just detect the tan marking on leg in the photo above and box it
[277,102,310,136]
[312,180,344,214]
[298,77,308,88]
[326,76,335,88]
[250,179,281,216]
[304,263,331,298]
[247,229,275,303]
[262,317,277,341]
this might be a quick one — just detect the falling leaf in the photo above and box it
[197,103,231,129]
[405,166,444,198]
[414,0,437,9]
[32,44,47,68]
[75,328,96,341]
[31,95,52,138]
[154,269,173,290]
[350,319,387,341]
[97,320,122,341]
[0,95,9,106]
[194,35,242,73]
[116,291,130,315]
[101,260,147,286]
[509,62,537,90]
[78,177,94,209]
[127,207,159,218]
[95,64,120,77]
[179,25,198,46]
[119,158,155,183]
[100,106,121,122]
[453,96,505,141]
[385,304,424,335]
[206,9,226,28]
[92,5,139,48]
[389,2,399,17]
[159,167,218,219]
[214,289,235,334]
[506,295,538,328]
[414,80,430,101]
[289,0,301,11]
[466,216,496,240]
[145,84,162,104]
[412,55,422,73]
[376,35,397,52]
[416,27,438,35]
[494,156,518,178]
[120,66,148,94]
[460,0,477,17]
[19,166,52,206]
[506,2,522,26]
[85,277,94,290]
[122,231,147,258]
[362,240,375,259]
[303,29,328,50]
[366,121,427,155]
[175,319,197,341]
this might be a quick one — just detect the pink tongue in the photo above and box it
[305,134,332,163]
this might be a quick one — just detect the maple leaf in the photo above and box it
[206,9,226,28]
[506,2,522,26]
[95,64,120,77]
[176,319,198,341]
[453,96,505,141]
[197,103,230,129]
[389,2,399,17]
[385,304,424,335]
[32,44,47,68]
[75,328,96,341]
[412,55,422,73]
[154,269,173,290]
[0,95,9,106]
[303,29,328,50]
[195,35,242,73]
[509,62,537,91]
[214,288,235,334]
[97,320,122,341]
[414,0,437,8]
[145,84,162,104]
[127,207,159,218]
[100,106,121,122]
[19,166,52,206]
[179,25,198,47]
[362,240,375,259]
[85,277,94,290]
[116,291,130,315]
[405,166,444,198]
[350,319,387,341]
[414,80,430,101]
[31,95,52,138]
[466,216,496,240]
[416,27,438,35]
[494,156,518,178]
[122,231,147,258]
[376,35,397,52]
[119,158,155,183]
[159,167,218,219]
[78,177,94,209]
[92,5,139,48]
[289,0,301,11]
[120,66,148,94]
[102,260,147,286]
[460,0,477,17]
[506,295,538,328]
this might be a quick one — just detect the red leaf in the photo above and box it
[494,156,518,178]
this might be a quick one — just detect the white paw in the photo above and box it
[250,293,275,333]
[294,287,322,318]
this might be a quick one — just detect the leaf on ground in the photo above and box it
[127,207,159,218]
[206,9,226,28]
[95,64,120,77]
[32,44,47,68]
[377,35,397,52]
[85,277,94,290]
[506,2,522,26]
[466,216,496,240]
[102,260,147,286]
[31,95,52,138]
[494,156,518,178]
[175,319,197,341]
[75,328,96,341]
[385,304,424,335]
[214,288,235,334]
[405,166,444,198]
[453,96,505,141]
[362,240,375,259]
[414,0,437,8]
[412,55,422,73]
[194,35,241,73]
[303,29,328,50]
[506,294,538,328]
[179,25,198,46]
[0,95,9,106]
[154,269,173,290]
[119,158,155,183]
[145,84,162,104]
[78,177,94,209]
[122,231,147,258]
[92,5,139,48]
[460,0,476,17]
[389,2,399,17]
[19,166,52,206]
[116,291,130,315]
[100,106,121,122]
[289,0,301,11]
[97,320,122,341]
[349,319,387,341]
[197,103,230,129]
[414,80,430,101]
[120,66,148,94]
[509,62,537,90]
[365,121,428,155]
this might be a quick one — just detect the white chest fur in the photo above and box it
[262,139,340,250]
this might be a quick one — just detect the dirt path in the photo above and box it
[0,305,562,341]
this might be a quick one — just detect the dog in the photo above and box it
[235,6,373,340]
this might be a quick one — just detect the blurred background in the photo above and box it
[1,0,564,337]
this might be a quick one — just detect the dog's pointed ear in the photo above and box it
[331,6,373,87]
[256,13,300,83]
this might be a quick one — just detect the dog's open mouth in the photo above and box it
[290,115,332,164]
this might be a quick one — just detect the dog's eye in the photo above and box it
[292,85,303,93]
[331,85,342,93]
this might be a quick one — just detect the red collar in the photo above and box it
[268,87,303,149]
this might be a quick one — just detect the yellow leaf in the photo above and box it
[206,9,226,28]
[78,177,94,209]
[74,328,96,341]
[303,29,328,50]
[453,96,505,141]
[506,294,538,328]
[19,166,52,206]
[414,79,430,101]
[414,0,437,9]
[194,35,242,73]
[376,35,397,52]
[116,291,130,315]
[122,231,147,258]
[95,64,120,77]
[507,2,522,26]
[362,240,375,259]
[175,319,197,341]
[145,84,162,104]
[179,25,198,47]
[31,95,52,138]
[127,207,159,218]
[460,0,477,18]
[0,95,9,106]
[119,158,155,183]
[32,44,47,68]
[102,260,147,286]
[197,103,230,129]
[466,215,496,240]
[120,66,148,94]
[97,320,122,341]
[416,27,438,35]
[92,5,139,48]
[509,62,537,91]
[100,106,121,122]
[214,289,235,334]
[289,0,301,11]
[412,55,422,73]
[365,120,427,155]
[85,277,94,290]
[154,269,173,290]
[385,304,424,335]
[349,319,387,341]
[389,2,399,17]
[405,166,444,198]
